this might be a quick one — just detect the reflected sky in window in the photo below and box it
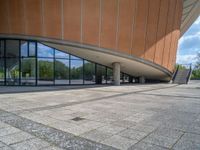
[38,43,54,57]
[55,50,69,58]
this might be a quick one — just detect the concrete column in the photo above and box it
[139,76,145,84]
[112,62,120,86]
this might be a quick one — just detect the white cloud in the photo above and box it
[176,54,197,65]
[194,16,200,25]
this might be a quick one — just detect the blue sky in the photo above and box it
[177,16,200,65]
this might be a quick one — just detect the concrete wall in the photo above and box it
[0,0,183,72]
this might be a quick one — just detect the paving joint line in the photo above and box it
[13,85,179,114]
[0,108,117,150]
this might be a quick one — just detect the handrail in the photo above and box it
[186,64,192,84]
[172,65,179,82]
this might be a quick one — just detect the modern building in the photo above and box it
[0,0,200,86]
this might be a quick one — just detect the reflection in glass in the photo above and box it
[6,40,19,57]
[84,61,95,84]
[0,39,134,86]
[38,58,54,85]
[38,43,54,58]
[6,58,19,85]
[107,68,113,84]
[21,41,28,57]
[123,74,130,83]
[0,40,4,57]
[96,65,106,84]
[55,50,69,59]
[70,59,83,84]
[55,59,69,85]
[21,58,36,85]
[29,42,36,57]
[0,59,4,85]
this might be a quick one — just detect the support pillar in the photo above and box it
[112,62,120,86]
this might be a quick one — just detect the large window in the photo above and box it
[6,40,19,57]
[38,58,54,85]
[84,61,95,84]
[6,58,20,85]
[0,58,4,85]
[38,43,54,58]
[70,56,83,84]
[55,59,69,85]
[0,40,4,57]
[107,68,113,84]
[21,58,36,85]
[96,64,106,84]
[0,39,133,86]
[0,41,4,85]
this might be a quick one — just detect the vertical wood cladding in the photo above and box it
[117,0,136,54]
[24,0,42,36]
[8,0,24,34]
[82,0,100,46]
[132,0,148,58]
[63,0,81,42]
[0,0,9,33]
[154,0,169,65]
[162,0,176,68]
[43,0,62,39]
[144,0,160,62]
[0,0,183,73]
[168,0,182,71]
[100,0,118,49]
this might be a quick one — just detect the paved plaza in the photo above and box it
[0,81,200,150]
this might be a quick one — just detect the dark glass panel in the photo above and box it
[55,59,69,85]
[107,68,113,84]
[21,58,36,85]
[0,40,4,57]
[96,64,106,84]
[70,59,83,84]
[6,40,19,57]
[0,58,5,85]
[120,73,124,83]
[6,58,20,85]
[55,50,69,59]
[38,58,54,85]
[20,41,28,57]
[38,43,54,58]
[123,74,130,83]
[29,42,36,57]
[84,61,95,84]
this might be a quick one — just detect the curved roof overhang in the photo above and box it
[181,0,200,36]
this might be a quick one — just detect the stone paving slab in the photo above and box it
[0,109,116,150]
[0,81,200,149]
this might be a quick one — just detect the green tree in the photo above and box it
[191,52,200,79]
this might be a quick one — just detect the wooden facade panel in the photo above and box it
[43,0,62,39]
[100,0,118,49]
[0,0,183,73]
[132,0,148,58]
[63,0,81,42]
[0,0,9,33]
[117,0,135,54]
[154,0,169,65]
[8,0,24,34]
[162,0,176,68]
[144,0,160,62]
[24,0,42,36]
[82,0,100,46]
[168,0,182,71]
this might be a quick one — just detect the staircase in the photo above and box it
[172,65,192,84]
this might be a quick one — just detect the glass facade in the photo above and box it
[0,39,134,86]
